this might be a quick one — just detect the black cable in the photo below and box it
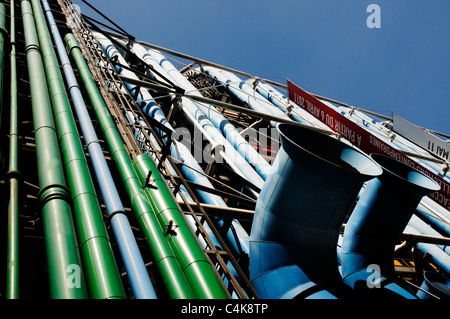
[81,0,132,39]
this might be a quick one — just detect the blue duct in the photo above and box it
[93,33,225,206]
[254,80,330,130]
[253,81,289,114]
[203,67,291,127]
[254,81,449,219]
[340,154,440,298]
[404,225,450,276]
[114,45,264,193]
[93,34,251,262]
[414,242,450,277]
[416,203,450,238]
[335,104,448,186]
[94,33,263,192]
[408,214,450,256]
[43,2,156,299]
[253,80,450,276]
[249,123,383,298]
[134,45,273,181]
[131,43,271,258]
[125,114,244,298]
[334,104,450,262]
[132,50,256,256]
[416,271,450,299]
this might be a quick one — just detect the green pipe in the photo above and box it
[65,33,195,299]
[0,3,6,174]
[132,154,230,299]
[31,0,125,299]
[67,32,229,299]
[21,0,88,299]
[6,0,19,299]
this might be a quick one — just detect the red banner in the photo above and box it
[287,79,450,211]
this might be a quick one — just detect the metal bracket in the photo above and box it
[388,132,396,142]
[165,220,179,236]
[157,135,173,171]
[252,77,260,90]
[166,93,182,124]
[348,106,355,116]
[144,170,157,189]
[440,163,449,176]
[286,103,293,116]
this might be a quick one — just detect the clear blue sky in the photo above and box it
[75,0,450,136]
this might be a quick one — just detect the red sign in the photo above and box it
[287,79,450,212]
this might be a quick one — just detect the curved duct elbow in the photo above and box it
[249,123,383,298]
[249,241,337,299]
[340,154,441,298]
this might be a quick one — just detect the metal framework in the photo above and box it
[0,0,448,300]
[57,0,258,299]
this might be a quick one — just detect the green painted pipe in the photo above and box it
[30,0,125,299]
[65,33,195,299]
[0,3,6,174]
[66,32,229,298]
[6,0,19,299]
[21,0,88,299]
[132,154,230,299]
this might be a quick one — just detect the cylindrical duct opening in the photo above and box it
[340,153,440,298]
[278,124,383,178]
[250,123,383,294]
[417,271,450,300]
[370,153,440,197]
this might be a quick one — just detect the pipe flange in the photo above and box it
[38,184,72,209]
[6,169,23,182]
[108,210,128,221]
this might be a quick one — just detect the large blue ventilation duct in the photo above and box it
[249,123,383,298]
[340,154,440,298]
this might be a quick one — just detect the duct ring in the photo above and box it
[38,184,72,209]
[108,210,128,221]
